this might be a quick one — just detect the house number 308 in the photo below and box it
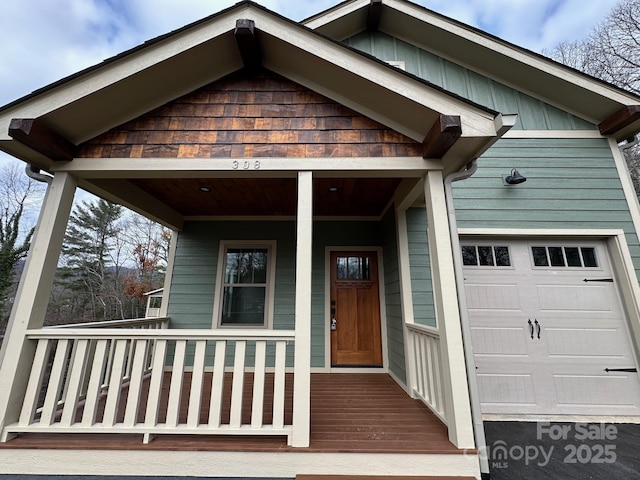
[232,160,260,170]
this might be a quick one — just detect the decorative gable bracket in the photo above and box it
[421,114,462,159]
[235,19,261,70]
[9,118,75,162]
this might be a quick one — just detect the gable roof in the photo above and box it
[0,0,509,175]
[304,0,640,141]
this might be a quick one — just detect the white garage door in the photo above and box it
[463,240,640,416]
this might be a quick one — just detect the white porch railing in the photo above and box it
[406,323,446,421]
[50,316,170,329]
[2,328,295,444]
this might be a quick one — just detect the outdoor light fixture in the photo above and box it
[504,168,526,185]
[199,186,211,192]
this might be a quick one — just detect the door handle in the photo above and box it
[331,317,337,331]
[528,319,534,339]
[534,319,541,339]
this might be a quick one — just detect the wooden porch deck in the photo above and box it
[1,373,463,455]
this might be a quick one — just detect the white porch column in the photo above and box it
[291,171,312,447]
[0,172,77,437]
[423,170,474,448]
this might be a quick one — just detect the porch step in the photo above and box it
[296,476,477,480]
[295,476,477,480]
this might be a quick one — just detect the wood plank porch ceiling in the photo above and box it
[0,373,462,455]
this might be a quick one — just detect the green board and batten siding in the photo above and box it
[345,31,596,131]
[167,219,400,369]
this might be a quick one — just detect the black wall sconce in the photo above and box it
[504,168,526,185]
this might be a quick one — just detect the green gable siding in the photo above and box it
[406,208,437,328]
[381,208,406,383]
[345,31,596,131]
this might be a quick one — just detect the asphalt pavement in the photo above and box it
[483,421,640,479]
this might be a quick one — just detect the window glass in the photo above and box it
[337,255,371,280]
[581,247,598,267]
[532,247,549,266]
[220,247,269,327]
[494,246,511,267]
[337,257,347,279]
[478,246,494,266]
[462,246,477,266]
[548,247,565,267]
[565,247,581,267]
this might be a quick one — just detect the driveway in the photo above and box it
[484,421,640,479]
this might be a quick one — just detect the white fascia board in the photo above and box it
[387,0,639,106]
[252,11,499,139]
[0,6,250,131]
[303,0,369,29]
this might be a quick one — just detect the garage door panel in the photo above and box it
[471,326,528,356]
[537,284,618,312]
[546,328,630,358]
[465,283,521,310]
[477,373,536,405]
[555,374,640,407]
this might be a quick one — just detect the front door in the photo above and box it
[330,251,383,367]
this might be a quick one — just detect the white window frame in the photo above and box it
[212,240,277,329]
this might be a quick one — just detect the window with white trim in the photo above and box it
[217,242,275,327]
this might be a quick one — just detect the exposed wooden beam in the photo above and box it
[9,118,75,162]
[422,115,462,159]
[234,19,261,70]
[367,0,383,31]
[599,105,640,138]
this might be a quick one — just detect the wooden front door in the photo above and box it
[330,251,383,367]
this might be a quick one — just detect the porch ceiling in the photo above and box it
[97,177,402,217]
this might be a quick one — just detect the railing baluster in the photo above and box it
[229,340,246,428]
[18,339,51,426]
[272,340,286,430]
[82,339,109,426]
[40,339,71,426]
[166,339,187,427]
[144,339,168,429]
[251,340,267,428]
[123,339,149,427]
[187,340,207,428]
[60,339,90,427]
[208,340,226,428]
[102,339,129,427]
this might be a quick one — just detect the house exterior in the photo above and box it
[1,1,640,479]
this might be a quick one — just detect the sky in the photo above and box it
[0,0,620,173]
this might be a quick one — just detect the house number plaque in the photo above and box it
[232,160,261,170]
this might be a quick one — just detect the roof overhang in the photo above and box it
[305,0,640,141]
[0,1,506,176]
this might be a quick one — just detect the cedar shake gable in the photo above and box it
[76,69,423,159]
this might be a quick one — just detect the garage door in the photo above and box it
[463,240,640,416]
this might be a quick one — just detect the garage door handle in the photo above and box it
[535,319,541,339]
[604,368,638,372]
[528,319,534,339]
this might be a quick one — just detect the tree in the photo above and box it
[56,198,124,322]
[0,162,45,331]
[544,0,639,96]
[544,0,640,194]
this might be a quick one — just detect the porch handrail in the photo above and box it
[47,317,170,329]
[406,323,446,422]
[3,328,296,445]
